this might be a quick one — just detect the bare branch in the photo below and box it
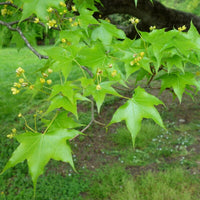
[8,17,32,25]
[0,20,48,59]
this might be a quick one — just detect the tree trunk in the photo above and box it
[97,0,200,36]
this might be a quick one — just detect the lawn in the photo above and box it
[0,47,200,200]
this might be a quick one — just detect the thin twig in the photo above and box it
[8,16,32,26]
[81,100,95,133]
[69,100,95,142]
[0,20,49,59]
[81,66,93,77]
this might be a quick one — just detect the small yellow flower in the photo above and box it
[14,82,21,88]
[111,70,117,77]
[140,52,145,57]
[29,85,34,90]
[178,25,187,32]
[7,134,14,139]
[12,128,16,133]
[60,1,66,7]
[40,78,45,83]
[182,25,186,31]
[47,19,57,29]
[63,9,67,13]
[129,17,140,25]
[96,84,101,90]
[48,68,53,74]
[69,18,73,22]
[18,113,22,117]
[71,5,77,11]
[105,18,110,23]
[19,78,24,83]
[73,22,78,26]
[47,79,52,85]
[47,7,54,13]
[21,82,28,87]
[108,64,113,68]
[34,18,39,23]
[1,191,4,195]
[42,73,48,78]
[61,38,66,43]
[16,67,25,76]
[149,26,156,31]
[130,60,135,66]
[11,87,20,95]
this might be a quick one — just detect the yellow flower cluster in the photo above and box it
[130,52,145,66]
[1,7,13,16]
[178,25,186,32]
[149,25,156,31]
[1,1,14,16]
[60,2,66,7]
[129,17,140,25]
[7,128,16,139]
[39,69,53,85]
[11,87,19,95]
[47,19,57,29]
[11,67,36,95]
[16,67,25,76]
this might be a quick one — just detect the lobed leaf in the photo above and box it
[1,129,80,189]
[108,87,165,146]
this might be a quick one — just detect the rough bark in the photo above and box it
[97,0,200,36]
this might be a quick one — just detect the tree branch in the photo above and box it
[0,20,48,59]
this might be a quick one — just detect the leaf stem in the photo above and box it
[34,114,37,132]
[43,111,59,134]
[73,59,87,78]
[21,115,36,133]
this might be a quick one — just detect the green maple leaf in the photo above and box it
[84,81,122,113]
[1,129,80,189]
[42,111,84,131]
[46,47,79,80]
[21,0,62,20]
[46,95,78,118]
[49,82,76,104]
[108,87,165,145]
[91,20,126,48]
[158,72,200,102]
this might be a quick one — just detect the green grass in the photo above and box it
[112,167,200,200]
